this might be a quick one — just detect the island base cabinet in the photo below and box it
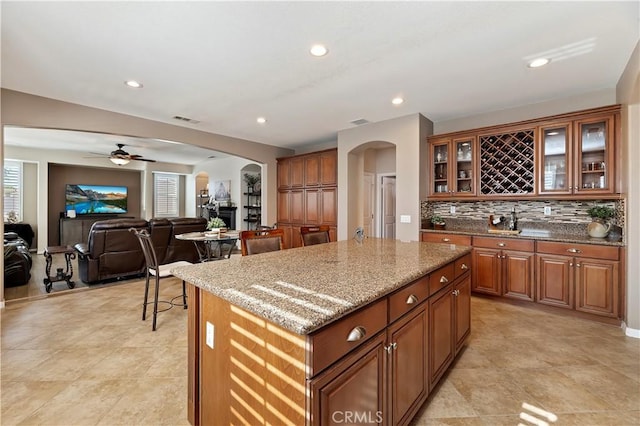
[428,285,454,388]
[388,304,429,426]
[310,333,387,426]
[454,275,471,354]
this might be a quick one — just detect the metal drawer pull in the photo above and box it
[347,326,367,342]
[460,263,469,270]
[406,294,418,304]
[567,248,582,253]
[497,242,506,247]
[439,276,449,283]
[442,238,451,242]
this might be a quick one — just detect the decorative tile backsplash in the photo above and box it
[421,199,624,228]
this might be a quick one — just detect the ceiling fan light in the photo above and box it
[110,157,130,166]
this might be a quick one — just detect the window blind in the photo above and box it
[3,160,22,222]
[154,173,179,217]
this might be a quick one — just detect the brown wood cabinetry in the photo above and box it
[421,232,472,246]
[537,241,620,318]
[427,105,621,200]
[472,237,535,301]
[278,149,337,247]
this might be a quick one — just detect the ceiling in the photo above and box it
[1,1,638,165]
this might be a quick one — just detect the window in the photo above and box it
[3,160,23,222]
[154,173,179,217]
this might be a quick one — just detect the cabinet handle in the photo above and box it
[346,326,367,342]
[384,344,393,354]
[392,342,397,350]
[570,262,574,267]
[442,238,451,242]
[452,289,459,296]
[460,263,469,270]
[439,276,449,283]
[576,263,581,268]
[566,248,582,253]
[406,294,419,305]
[497,243,506,247]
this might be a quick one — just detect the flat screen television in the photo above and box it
[65,184,128,215]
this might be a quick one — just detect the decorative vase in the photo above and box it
[587,219,611,238]
[434,223,446,230]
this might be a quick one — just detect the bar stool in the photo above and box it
[130,228,192,331]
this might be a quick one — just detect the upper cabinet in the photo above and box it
[429,135,477,198]
[428,105,620,200]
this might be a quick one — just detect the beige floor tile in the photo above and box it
[16,347,112,381]
[0,380,71,425]
[556,410,640,425]
[560,364,640,410]
[0,349,59,381]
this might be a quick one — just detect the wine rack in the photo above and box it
[479,129,535,195]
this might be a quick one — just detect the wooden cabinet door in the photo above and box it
[454,275,471,354]
[290,190,305,224]
[502,250,535,301]
[305,189,321,224]
[277,159,290,188]
[429,139,451,197]
[305,155,320,186]
[388,304,428,426]
[310,332,386,426]
[428,285,454,388]
[537,122,573,195]
[573,114,616,195]
[277,191,290,223]
[576,258,619,317]
[536,254,574,309]
[290,226,302,249]
[279,223,293,250]
[290,157,305,187]
[471,248,501,296]
[320,187,337,224]
[320,150,337,186]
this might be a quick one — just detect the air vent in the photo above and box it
[350,118,370,126]
[173,116,201,124]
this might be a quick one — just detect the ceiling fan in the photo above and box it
[92,143,157,165]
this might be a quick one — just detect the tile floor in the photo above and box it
[2,279,639,425]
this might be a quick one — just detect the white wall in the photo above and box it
[337,114,431,242]
[616,40,640,336]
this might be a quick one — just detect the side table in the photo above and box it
[43,245,76,293]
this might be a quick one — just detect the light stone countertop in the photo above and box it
[172,238,471,335]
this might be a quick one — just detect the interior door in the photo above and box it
[363,173,375,238]
[381,176,396,239]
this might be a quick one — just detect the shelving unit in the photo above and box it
[197,190,210,218]
[243,191,261,230]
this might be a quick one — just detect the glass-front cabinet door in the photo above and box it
[538,123,571,195]
[453,137,475,196]
[430,139,450,196]
[574,115,615,194]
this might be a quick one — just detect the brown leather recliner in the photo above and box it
[74,219,148,283]
[164,217,207,263]
[148,218,172,265]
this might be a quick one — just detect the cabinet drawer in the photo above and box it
[308,298,388,377]
[536,241,619,261]
[473,236,534,252]
[429,263,456,295]
[389,275,429,322]
[422,232,472,245]
[454,254,471,279]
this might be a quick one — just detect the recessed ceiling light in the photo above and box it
[124,80,143,88]
[310,44,328,57]
[392,97,404,105]
[256,117,267,124]
[528,58,550,68]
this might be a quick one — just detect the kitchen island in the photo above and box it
[173,238,472,426]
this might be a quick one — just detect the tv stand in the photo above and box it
[59,216,132,246]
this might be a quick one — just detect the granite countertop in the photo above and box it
[172,238,470,335]
[420,227,624,247]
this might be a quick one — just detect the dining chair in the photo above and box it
[300,225,331,246]
[130,228,192,331]
[240,228,285,256]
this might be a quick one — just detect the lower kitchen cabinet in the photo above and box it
[537,241,620,318]
[388,303,428,426]
[471,237,535,301]
[454,275,471,353]
[310,332,387,426]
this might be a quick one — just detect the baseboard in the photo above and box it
[622,322,640,339]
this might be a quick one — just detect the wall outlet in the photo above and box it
[450,206,456,214]
[544,206,552,216]
[400,215,411,223]
[206,321,214,349]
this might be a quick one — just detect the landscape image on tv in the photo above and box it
[65,184,128,214]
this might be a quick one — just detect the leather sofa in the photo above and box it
[74,217,206,283]
[4,232,32,287]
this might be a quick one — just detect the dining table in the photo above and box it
[175,231,239,262]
